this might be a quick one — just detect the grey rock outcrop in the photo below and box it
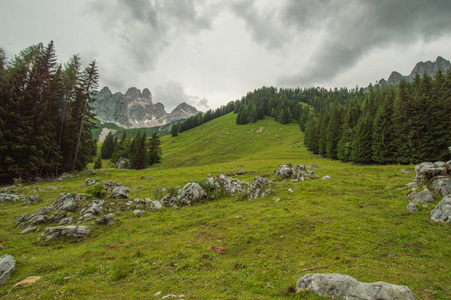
[407,202,419,212]
[116,158,131,170]
[274,164,293,179]
[208,175,250,195]
[0,193,25,204]
[133,210,145,216]
[47,193,85,211]
[414,162,447,181]
[95,214,115,226]
[296,273,416,300]
[27,194,41,205]
[37,226,90,241]
[148,200,162,210]
[430,195,451,223]
[14,213,30,227]
[93,86,199,128]
[111,186,129,199]
[80,200,104,216]
[177,182,207,206]
[0,254,16,285]
[160,194,178,208]
[409,187,434,203]
[307,164,319,169]
[248,176,270,199]
[431,177,451,197]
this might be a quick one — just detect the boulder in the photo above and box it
[178,182,207,206]
[430,195,451,223]
[409,187,434,203]
[160,194,178,208]
[80,200,104,216]
[296,273,416,300]
[134,210,145,216]
[0,193,24,204]
[14,213,30,227]
[248,176,270,199]
[20,226,38,234]
[208,175,249,195]
[29,215,48,226]
[26,194,41,205]
[95,214,115,226]
[58,217,73,225]
[307,164,319,169]
[431,177,451,197]
[322,176,332,180]
[414,162,447,180]
[148,200,162,210]
[111,186,129,199]
[85,178,99,186]
[103,180,121,188]
[0,254,16,285]
[49,212,67,223]
[116,157,131,169]
[47,193,85,211]
[407,202,419,212]
[274,164,293,179]
[37,226,90,241]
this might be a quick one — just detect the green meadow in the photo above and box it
[0,113,450,299]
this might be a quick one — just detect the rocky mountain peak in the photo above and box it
[93,86,199,128]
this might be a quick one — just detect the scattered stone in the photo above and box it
[288,188,294,193]
[208,175,250,195]
[296,273,416,300]
[26,194,41,205]
[0,254,16,285]
[274,164,293,179]
[78,213,96,223]
[248,176,271,199]
[57,173,73,181]
[207,245,228,254]
[160,194,178,208]
[111,186,129,199]
[135,204,144,210]
[38,226,90,241]
[431,177,451,197]
[307,164,319,169]
[14,213,30,227]
[261,189,274,197]
[80,200,104,216]
[322,176,332,180]
[58,217,73,225]
[20,226,38,234]
[0,193,24,204]
[50,212,67,223]
[116,157,131,169]
[148,201,162,210]
[103,180,121,188]
[409,187,434,203]
[45,186,58,190]
[401,169,410,173]
[414,162,447,181]
[47,193,85,211]
[31,187,41,193]
[14,276,41,287]
[407,202,419,212]
[133,210,145,217]
[274,198,280,202]
[95,214,115,226]
[430,195,451,223]
[178,182,207,206]
[85,178,99,186]
[29,215,48,226]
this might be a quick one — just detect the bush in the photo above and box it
[86,182,108,198]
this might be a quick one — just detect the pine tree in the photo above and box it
[304,114,319,154]
[371,91,395,163]
[111,132,126,164]
[148,131,162,166]
[392,80,413,164]
[350,112,373,163]
[93,156,102,169]
[326,106,343,159]
[101,132,115,159]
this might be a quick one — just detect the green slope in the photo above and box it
[0,113,450,299]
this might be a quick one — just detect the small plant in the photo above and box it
[93,157,102,169]
[86,182,108,198]
[166,186,180,196]
[154,188,165,200]
[13,177,23,186]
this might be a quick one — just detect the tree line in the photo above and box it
[100,131,161,169]
[0,42,99,182]
[304,71,451,164]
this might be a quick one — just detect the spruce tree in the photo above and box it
[350,112,373,163]
[371,91,395,163]
[101,132,115,159]
[148,131,162,166]
[326,106,343,159]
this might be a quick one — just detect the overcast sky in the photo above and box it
[1,0,451,111]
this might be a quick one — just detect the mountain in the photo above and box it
[92,87,199,128]
[376,56,451,87]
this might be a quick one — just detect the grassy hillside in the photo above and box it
[1,113,450,299]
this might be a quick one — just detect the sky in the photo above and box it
[1,0,451,112]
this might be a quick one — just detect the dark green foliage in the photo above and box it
[101,132,115,159]
[0,42,99,182]
[177,101,235,133]
[86,182,107,198]
[130,131,147,169]
[93,156,102,169]
[148,131,162,166]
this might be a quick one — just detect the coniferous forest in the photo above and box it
[0,42,99,182]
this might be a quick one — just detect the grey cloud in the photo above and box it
[153,81,209,112]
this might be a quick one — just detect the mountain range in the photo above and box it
[376,56,451,87]
[92,87,199,128]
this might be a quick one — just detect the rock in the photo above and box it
[322,175,332,180]
[261,189,274,197]
[0,254,16,285]
[103,180,121,188]
[160,194,178,208]
[57,173,73,181]
[78,213,96,223]
[401,169,409,173]
[20,226,38,234]
[178,182,207,206]
[30,207,48,218]
[58,217,73,225]
[409,187,434,203]
[431,177,451,197]
[274,164,293,179]
[30,215,48,226]
[0,193,24,204]
[135,204,144,210]
[45,186,58,190]
[85,178,99,186]
[38,226,90,241]
[95,214,115,226]
[50,212,67,223]
[307,164,319,169]
[14,213,30,227]
[414,162,447,180]
[111,186,129,199]
[26,194,41,205]
[296,273,416,300]
[133,210,145,216]
[407,202,419,212]
[116,157,131,169]
[47,193,85,211]
[248,176,270,199]
[80,200,104,216]
[148,201,162,210]
[208,175,250,195]
[430,195,451,223]
[288,188,294,193]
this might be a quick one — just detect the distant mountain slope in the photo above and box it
[92,87,199,128]
[376,56,451,87]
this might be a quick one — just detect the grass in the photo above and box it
[0,113,450,299]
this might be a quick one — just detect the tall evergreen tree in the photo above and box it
[101,132,115,159]
[148,131,162,166]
